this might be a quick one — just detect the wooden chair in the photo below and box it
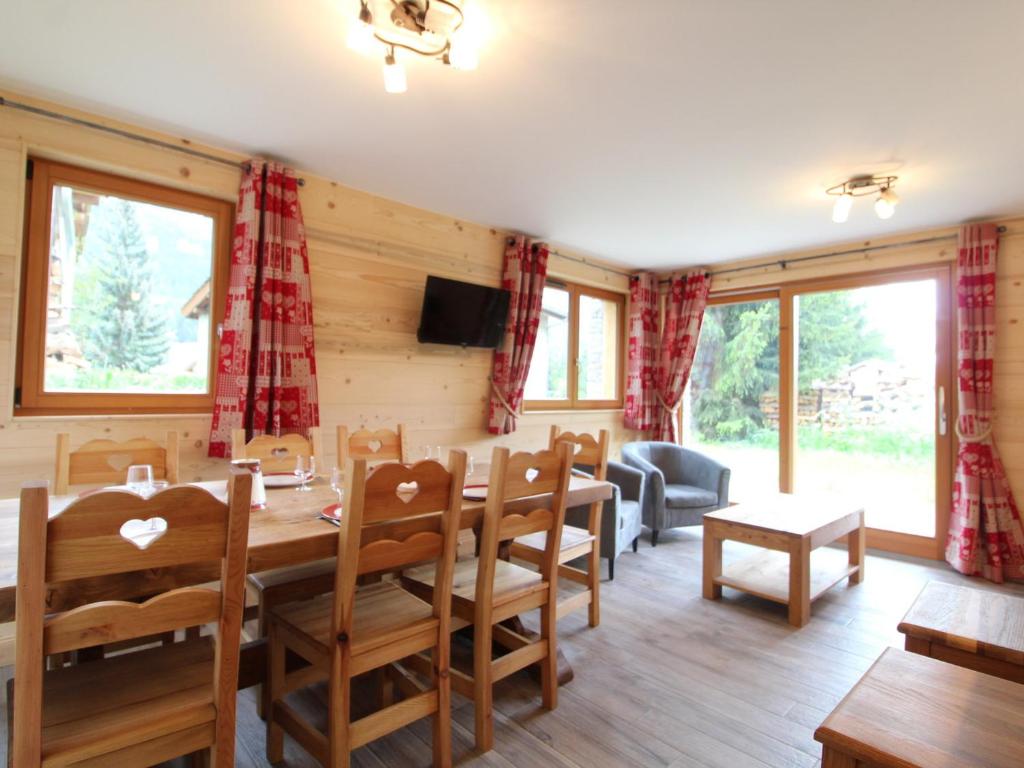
[337,423,407,467]
[245,423,404,718]
[510,426,608,627]
[231,427,324,474]
[265,452,467,767]
[402,443,573,752]
[10,469,252,768]
[54,431,180,495]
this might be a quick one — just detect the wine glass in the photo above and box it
[126,464,153,494]
[330,467,344,504]
[467,455,475,478]
[295,455,315,492]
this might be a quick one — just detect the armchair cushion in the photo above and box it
[664,484,718,509]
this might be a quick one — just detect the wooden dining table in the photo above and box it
[0,474,612,687]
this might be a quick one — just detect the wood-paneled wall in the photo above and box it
[0,91,641,497]
[695,220,1024,499]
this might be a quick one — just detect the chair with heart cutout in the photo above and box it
[230,427,325,475]
[509,426,610,627]
[337,423,408,467]
[401,442,574,753]
[9,468,253,768]
[53,431,180,496]
[264,451,467,767]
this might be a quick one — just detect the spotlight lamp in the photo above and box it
[826,175,900,222]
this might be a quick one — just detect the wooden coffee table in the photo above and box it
[898,580,1024,683]
[815,647,1024,768]
[702,494,864,627]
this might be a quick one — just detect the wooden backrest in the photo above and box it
[232,427,324,474]
[475,444,573,608]
[54,431,180,495]
[548,425,610,481]
[13,470,253,767]
[332,453,466,644]
[337,424,407,467]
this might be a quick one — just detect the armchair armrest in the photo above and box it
[622,450,665,529]
[607,460,644,503]
[678,448,730,507]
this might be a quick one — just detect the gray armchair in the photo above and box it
[621,442,730,546]
[566,460,644,580]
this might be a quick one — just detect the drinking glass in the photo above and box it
[295,455,315,492]
[467,455,475,478]
[126,464,153,494]
[330,466,344,504]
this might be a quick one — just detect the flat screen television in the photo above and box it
[417,275,510,348]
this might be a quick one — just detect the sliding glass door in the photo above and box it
[682,266,953,558]
[683,294,781,500]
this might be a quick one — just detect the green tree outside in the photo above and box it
[73,199,169,372]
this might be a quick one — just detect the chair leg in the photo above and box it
[473,620,494,752]
[539,599,558,712]
[651,529,659,547]
[587,545,600,627]
[257,598,268,720]
[266,621,285,764]
[608,556,615,582]
[632,536,639,553]
[432,641,452,768]
[327,651,352,768]
[189,749,211,768]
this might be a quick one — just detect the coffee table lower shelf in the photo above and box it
[714,547,859,606]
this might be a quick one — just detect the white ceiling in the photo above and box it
[3,0,1024,268]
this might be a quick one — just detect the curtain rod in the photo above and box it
[0,96,305,186]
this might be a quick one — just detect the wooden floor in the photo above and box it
[4,527,1023,767]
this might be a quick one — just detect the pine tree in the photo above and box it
[79,199,169,372]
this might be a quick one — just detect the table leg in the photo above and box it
[821,745,857,768]
[848,514,865,585]
[788,537,811,627]
[702,523,723,600]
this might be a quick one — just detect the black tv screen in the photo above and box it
[417,276,510,348]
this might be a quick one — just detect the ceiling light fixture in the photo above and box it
[826,175,900,222]
[347,0,481,93]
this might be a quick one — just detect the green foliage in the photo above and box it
[45,366,206,394]
[75,199,169,372]
[691,292,890,441]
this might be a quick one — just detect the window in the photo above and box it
[16,159,233,414]
[524,281,624,409]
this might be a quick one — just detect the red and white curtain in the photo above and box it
[624,272,659,431]
[488,236,548,434]
[208,159,320,457]
[945,224,1024,582]
[653,271,709,442]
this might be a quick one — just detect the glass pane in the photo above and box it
[578,293,620,401]
[794,281,936,537]
[44,185,215,394]
[682,298,780,501]
[524,285,569,400]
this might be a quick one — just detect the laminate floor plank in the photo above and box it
[2,530,1023,767]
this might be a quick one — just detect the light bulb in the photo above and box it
[447,33,479,71]
[832,192,853,223]
[346,20,377,55]
[383,54,407,93]
[874,187,899,220]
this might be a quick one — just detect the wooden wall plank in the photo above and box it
[0,90,640,496]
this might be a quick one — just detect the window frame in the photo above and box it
[16,158,233,416]
[524,280,626,411]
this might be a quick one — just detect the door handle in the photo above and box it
[938,385,948,436]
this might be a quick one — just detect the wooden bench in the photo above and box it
[815,647,1024,767]
[898,580,1024,683]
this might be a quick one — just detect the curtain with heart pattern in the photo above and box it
[208,159,320,457]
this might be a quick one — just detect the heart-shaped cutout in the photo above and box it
[106,453,134,472]
[119,517,168,550]
[572,442,584,455]
[525,468,540,483]
[396,481,420,502]
[367,439,383,453]
[271,447,290,457]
